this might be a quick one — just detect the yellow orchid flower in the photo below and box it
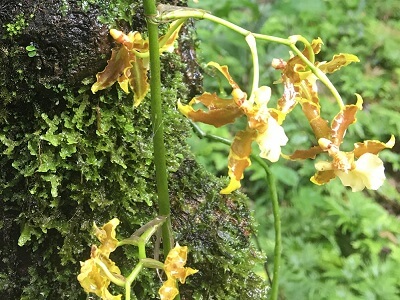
[272,38,359,112]
[78,219,123,299]
[179,62,288,194]
[159,243,198,300]
[285,91,395,191]
[312,136,395,192]
[91,21,183,106]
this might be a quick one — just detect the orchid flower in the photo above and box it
[159,243,198,300]
[179,62,289,194]
[78,218,123,300]
[314,138,391,192]
[272,38,360,112]
[91,21,183,106]
[285,94,395,191]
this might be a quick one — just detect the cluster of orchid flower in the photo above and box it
[178,38,395,194]
[77,217,197,300]
[91,11,394,196]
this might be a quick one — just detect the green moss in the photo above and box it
[3,13,29,37]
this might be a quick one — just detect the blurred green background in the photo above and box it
[187,0,400,299]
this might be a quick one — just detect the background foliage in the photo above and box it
[188,0,400,298]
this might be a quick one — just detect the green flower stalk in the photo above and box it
[143,0,174,257]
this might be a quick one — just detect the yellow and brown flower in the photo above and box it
[285,94,395,191]
[78,219,123,300]
[159,243,198,300]
[178,62,289,194]
[91,21,183,106]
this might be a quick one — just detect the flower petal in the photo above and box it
[77,256,105,297]
[177,94,242,127]
[310,169,336,185]
[318,53,360,74]
[284,145,323,160]
[301,100,330,140]
[92,46,134,94]
[221,129,256,194]
[159,278,179,300]
[206,62,241,90]
[330,94,363,145]
[335,170,365,192]
[164,243,198,284]
[353,135,395,158]
[256,117,288,162]
[77,245,122,299]
[335,153,385,192]
[94,218,120,256]
[128,57,150,107]
[159,20,184,53]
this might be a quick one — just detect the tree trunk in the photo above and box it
[0,1,267,298]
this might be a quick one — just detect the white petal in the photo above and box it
[335,153,385,192]
[355,153,385,190]
[254,86,271,106]
[257,117,288,162]
[335,170,366,192]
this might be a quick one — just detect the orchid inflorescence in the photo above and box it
[77,218,197,300]
[91,6,394,196]
[178,37,395,194]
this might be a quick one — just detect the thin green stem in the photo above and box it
[158,6,345,108]
[245,34,259,103]
[125,261,144,300]
[189,121,281,300]
[123,241,147,300]
[143,0,173,257]
[251,155,281,300]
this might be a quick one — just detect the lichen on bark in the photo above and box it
[0,1,268,299]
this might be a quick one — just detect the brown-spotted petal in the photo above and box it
[94,218,120,257]
[110,29,134,49]
[163,243,198,284]
[284,145,323,160]
[353,135,395,158]
[301,100,331,140]
[310,169,336,185]
[128,57,150,107]
[221,129,257,194]
[177,95,242,127]
[318,53,360,74]
[310,37,323,55]
[92,46,134,94]
[77,245,122,299]
[330,94,363,145]
[159,277,179,300]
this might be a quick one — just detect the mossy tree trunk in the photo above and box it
[0,1,267,299]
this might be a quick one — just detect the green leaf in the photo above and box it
[41,174,61,197]
[60,144,76,159]
[18,223,36,246]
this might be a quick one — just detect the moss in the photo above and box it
[0,0,268,299]
[3,13,30,37]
